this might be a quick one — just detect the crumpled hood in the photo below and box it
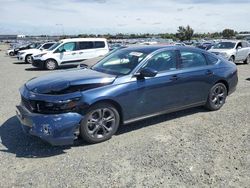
[25,68,116,94]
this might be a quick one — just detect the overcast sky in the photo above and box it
[0,0,249,35]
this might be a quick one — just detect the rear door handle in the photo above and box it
[170,75,179,81]
[206,70,213,76]
[79,52,84,54]
[72,53,77,55]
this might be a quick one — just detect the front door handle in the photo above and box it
[79,52,84,54]
[170,75,179,81]
[206,70,213,76]
[72,53,77,55]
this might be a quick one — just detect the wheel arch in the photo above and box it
[89,99,124,124]
[215,80,229,95]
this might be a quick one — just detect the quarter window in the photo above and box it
[179,51,207,68]
[42,43,54,49]
[94,41,105,48]
[143,51,177,72]
[78,42,94,50]
[206,54,219,65]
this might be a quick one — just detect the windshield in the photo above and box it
[213,42,236,49]
[48,42,62,51]
[92,48,149,75]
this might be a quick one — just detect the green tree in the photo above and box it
[222,29,235,39]
[176,25,194,41]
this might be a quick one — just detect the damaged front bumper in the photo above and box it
[16,104,83,146]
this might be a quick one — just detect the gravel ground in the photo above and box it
[0,43,249,188]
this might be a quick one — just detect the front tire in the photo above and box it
[243,55,250,64]
[25,55,33,64]
[205,83,227,111]
[45,59,58,70]
[229,56,235,63]
[80,103,120,144]
[9,51,14,56]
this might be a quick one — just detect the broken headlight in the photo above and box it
[37,97,81,113]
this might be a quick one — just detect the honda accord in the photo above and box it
[16,46,238,145]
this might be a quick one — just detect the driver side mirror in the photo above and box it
[60,49,66,53]
[135,67,158,78]
[237,46,242,50]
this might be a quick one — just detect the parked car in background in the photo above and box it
[17,42,55,63]
[208,40,250,64]
[196,42,214,50]
[16,46,238,145]
[11,42,41,56]
[32,38,109,70]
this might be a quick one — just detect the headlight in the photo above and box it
[37,97,81,113]
[34,53,47,58]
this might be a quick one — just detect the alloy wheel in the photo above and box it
[86,108,116,139]
[46,60,56,70]
[210,85,227,108]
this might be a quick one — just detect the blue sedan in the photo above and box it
[16,46,238,145]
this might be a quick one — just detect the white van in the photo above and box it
[32,38,109,70]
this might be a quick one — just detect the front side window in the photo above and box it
[242,42,248,48]
[79,42,94,50]
[179,50,207,69]
[92,48,149,75]
[58,42,76,52]
[143,50,177,72]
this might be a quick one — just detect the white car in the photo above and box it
[17,42,55,63]
[32,38,109,70]
[208,40,250,64]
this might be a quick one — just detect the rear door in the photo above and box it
[175,49,215,106]
[78,41,96,60]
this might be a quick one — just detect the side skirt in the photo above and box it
[123,101,206,125]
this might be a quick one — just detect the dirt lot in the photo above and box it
[0,43,249,187]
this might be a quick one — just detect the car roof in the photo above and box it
[60,38,107,43]
[122,45,202,54]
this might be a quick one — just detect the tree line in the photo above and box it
[77,26,240,41]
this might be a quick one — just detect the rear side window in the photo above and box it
[179,50,207,69]
[206,54,219,65]
[78,42,94,50]
[94,41,105,48]
[42,43,54,49]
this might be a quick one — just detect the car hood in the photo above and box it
[25,68,116,94]
[19,49,40,54]
[208,49,233,53]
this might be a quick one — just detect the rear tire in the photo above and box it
[243,55,250,64]
[25,55,33,64]
[205,83,227,111]
[9,51,14,56]
[45,59,58,70]
[80,103,120,144]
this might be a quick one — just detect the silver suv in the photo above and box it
[208,40,250,64]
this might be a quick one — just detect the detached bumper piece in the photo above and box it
[16,105,83,146]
